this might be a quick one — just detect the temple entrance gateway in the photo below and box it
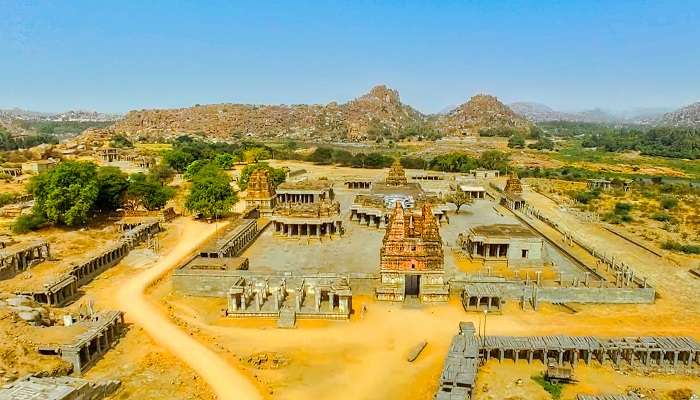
[405,275,420,296]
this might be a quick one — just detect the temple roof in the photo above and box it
[385,159,408,186]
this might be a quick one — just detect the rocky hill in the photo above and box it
[110,85,424,141]
[438,95,531,135]
[658,102,700,127]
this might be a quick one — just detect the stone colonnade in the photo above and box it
[272,221,342,238]
[277,193,319,203]
[0,240,50,278]
[345,181,371,189]
[51,311,125,374]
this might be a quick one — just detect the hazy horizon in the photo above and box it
[1,1,698,114]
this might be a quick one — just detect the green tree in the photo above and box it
[126,173,174,211]
[214,153,237,169]
[445,190,473,213]
[95,166,129,212]
[238,162,286,190]
[508,134,526,149]
[148,163,176,184]
[163,149,195,172]
[185,165,238,219]
[242,147,271,163]
[478,151,510,172]
[184,159,213,180]
[110,134,133,148]
[29,161,100,226]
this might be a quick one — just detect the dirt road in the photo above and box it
[116,219,262,400]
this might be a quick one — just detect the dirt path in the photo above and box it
[116,219,262,400]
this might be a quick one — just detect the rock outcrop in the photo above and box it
[658,102,700,127]
[438,95,531,135]
[110,85,424,141]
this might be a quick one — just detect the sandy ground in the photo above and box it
[113,219,263,400]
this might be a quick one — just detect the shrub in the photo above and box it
[12,213,47,234]
[651,212,673,222]
[0,192,16,207]
[531,374,563,399]
[660,196,678,210]
[661,241,700,254]
[614,202,633,214]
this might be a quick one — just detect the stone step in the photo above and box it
[277,309,296,329]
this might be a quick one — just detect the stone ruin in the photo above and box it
[376,202,448,302]
[226,273,352,327]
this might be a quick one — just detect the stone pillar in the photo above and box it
[315,290,321,312]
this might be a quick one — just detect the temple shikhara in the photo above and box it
[384,159,409,186]
[376,202,448,302]
[245,169,277,216]
[501,172,525,210]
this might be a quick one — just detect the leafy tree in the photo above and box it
[238,162,286,190]
[184,159,213,180]
[110,134,133,148]
[478,151,510,172]
[445,190,473,213]
[528,136,555,150]
[308,147,334,164]
[660,196,678,210]
[185,165,238,218]
[214,153,237,169]
[148,163,176,184]
[400,156,427,170]
[242,147,271,163]
[126,173,174,211]
[29,161,100,226]
[508,134,526,148]
[428,153,478,172]
[163,150,195,172]
[95,166,129,212]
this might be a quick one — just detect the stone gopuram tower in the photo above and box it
[376,202,448,302]
[503,173,523,195]
[245,169,277,216]
[385,159,408,186]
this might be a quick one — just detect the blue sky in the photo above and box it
[1,1,698,114]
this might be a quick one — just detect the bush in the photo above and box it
[531,374,563,399]
[660,196,678,210]
[614,202,633,214]
[661,241,700,254]
[651,212,673,222]
[12,213,47,234]
[573,190,600,204]
[0,192,16,207]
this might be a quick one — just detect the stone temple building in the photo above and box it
[245,169,277,216]
[376,202,448,302]
[350,159,449,228]
[458,224,544,267]
[271,179,343,239]
[501,173,525,210]
[385,159,409,186]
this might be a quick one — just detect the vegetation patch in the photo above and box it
[531,373,563,399]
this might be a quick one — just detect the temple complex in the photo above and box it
[349,159,449,228]
[245,169,277,215]
[376,203,448,302]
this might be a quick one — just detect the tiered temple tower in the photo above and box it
[385,159,408,186]
[245,169,277,215]
[376,202,448,302]
[503,173,523,195]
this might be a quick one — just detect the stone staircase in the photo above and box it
[277,308,296,328]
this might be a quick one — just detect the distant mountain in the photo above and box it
[657,102,700,127]
[110,84,425,140]
[0,108,122,122]
[508,102,669,124]
[437,95,531,135]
